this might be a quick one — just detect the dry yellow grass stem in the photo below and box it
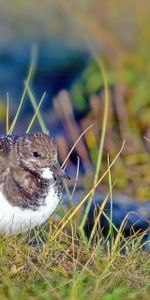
[52,140,125,240]
[61,123,94,169]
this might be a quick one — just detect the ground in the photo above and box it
[0,225,150,300]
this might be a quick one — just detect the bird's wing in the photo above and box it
[0,136,11,157]
[0,136,11,182]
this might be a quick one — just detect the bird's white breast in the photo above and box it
[0,181,60,236]
[42,167,54,180]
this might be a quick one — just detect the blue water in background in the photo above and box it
[0,39,89,112]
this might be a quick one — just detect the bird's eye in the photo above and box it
[33,151,40,158]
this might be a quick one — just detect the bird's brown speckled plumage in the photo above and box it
[0,132,68,209]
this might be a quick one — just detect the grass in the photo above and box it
[0,229,150,300]
[1,56,150,300]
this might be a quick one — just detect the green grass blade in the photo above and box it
[26,92,46,133]
[6,93,9,134]
[107,154,114,244]
[26,84,49,134]
[80,59,109,242]
[8,46,37,135]
[88,179,116,246]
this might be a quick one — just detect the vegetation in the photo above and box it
[0,1,150,299]
[0,54,149,300]
[0,231,150,300]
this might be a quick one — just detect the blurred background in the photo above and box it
[0,0,150,201]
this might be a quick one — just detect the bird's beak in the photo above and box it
[50,163,70,179]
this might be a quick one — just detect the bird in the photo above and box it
[0,132,69,236]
